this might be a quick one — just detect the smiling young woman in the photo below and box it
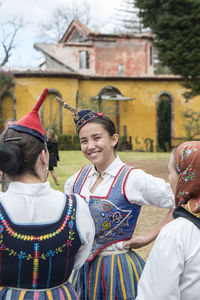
[79,121,118,174]
[56,97,174,300]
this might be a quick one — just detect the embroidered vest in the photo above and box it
[0,194,81,289]
[73,164,141,260]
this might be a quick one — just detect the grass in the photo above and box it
[48,150,170,192]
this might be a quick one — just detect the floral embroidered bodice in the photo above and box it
[73,165,141,260]
[0,194,81,289]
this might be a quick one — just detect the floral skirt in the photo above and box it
[72,250,145,300]
[0,281,79,300]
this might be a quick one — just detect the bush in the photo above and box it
[73,135,81,150]
[58,134,81,150]
[117,135,127,151]
[144,138,154,152]
[58,135,73,150]
[58,134,129,151]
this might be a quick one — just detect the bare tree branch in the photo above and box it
[0,17,24,66]
[37,0,97,42]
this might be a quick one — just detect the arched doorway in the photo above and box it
[40,89,63,133]
[92,85,133,134]
[156,92,174,152]
[0,90,16,132]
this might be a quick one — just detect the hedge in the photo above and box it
[58,134,129,151]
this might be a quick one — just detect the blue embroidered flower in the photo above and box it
[68,220,73,229]
[180,144,198,159]
[46,250,55,257]
[18,251,26,259]
[0,225,4,233]
[182,165,195,182]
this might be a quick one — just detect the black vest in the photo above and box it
[0,194,81,289]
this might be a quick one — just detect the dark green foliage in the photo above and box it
[117,135,127,151]
[58,135,73,150]
[73,135,81,150]
[57,134,130,151]
[58,134,81,150]
[144,138,154,152]
[157,97,171,152]
[135,0,200,100]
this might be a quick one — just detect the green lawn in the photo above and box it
[48,150,170,192]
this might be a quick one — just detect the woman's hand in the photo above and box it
[123,235,153,249]
[123,209,174,249]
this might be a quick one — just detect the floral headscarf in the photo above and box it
[174,141,200,218]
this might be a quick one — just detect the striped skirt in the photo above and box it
[0,281,79,300]
[72,250,145,300]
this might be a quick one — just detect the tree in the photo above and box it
[0,71,14,93]
[38,0,97,42]
[0,17,24,66]
[113,0,147,33]
[182,109,200,140]
[0,70,15,130]
[157,97,171,152]
[135,0,200,101]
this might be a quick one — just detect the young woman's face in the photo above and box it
[79,122,118,172]
[168,152,179,194]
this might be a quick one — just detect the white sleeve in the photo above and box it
[125,169,175,208]
[73,194,95,269]
[64,171,79,194]
[136,222,184,300]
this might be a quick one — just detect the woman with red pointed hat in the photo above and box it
[0,89,95,299]
[56,97,174,300]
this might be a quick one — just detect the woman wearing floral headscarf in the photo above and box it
[136,141,200,300]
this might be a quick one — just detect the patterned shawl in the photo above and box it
[174,141,200,218]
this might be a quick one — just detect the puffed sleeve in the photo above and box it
[73,194,95,269]
[64,171,79,194]
[136,221,184,300]
[125,169,175,208]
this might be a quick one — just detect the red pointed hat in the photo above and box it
[9,88,49,142]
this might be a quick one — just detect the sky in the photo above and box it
[0,0,120,68]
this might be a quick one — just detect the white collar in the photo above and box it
[88,156,125,177]
[6,181,52,195]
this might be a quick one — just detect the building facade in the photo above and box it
[34,19,154,77]
[2,20,199,152]
[1,71,199,152]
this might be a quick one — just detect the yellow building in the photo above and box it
[1,70,199,152]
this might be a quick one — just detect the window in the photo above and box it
[150,46,153,66]
[70,31,85,42]
[79,51,90,69]
[118,64,124,75]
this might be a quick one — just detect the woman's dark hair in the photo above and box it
[89,115,116,136]
[79,115,118,149]
[0,129,45,178]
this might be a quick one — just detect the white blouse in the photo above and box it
[0,181,95,269]
[136,217,200,300]
[65,156,174,251]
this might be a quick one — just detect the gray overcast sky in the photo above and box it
[0,0,119,68]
